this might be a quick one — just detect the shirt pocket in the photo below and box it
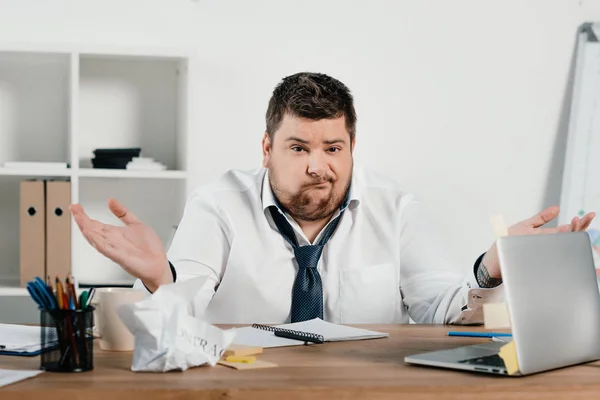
[339,263,397,323]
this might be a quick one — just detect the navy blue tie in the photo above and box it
[269,207,343,322]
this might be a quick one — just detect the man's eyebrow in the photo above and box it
[323,138,347,145]
[285,137,347,145]
[285,136,310,144]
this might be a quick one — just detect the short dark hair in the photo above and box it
[265,72,357,142]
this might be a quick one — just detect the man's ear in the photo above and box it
[262,132,271,168]
[351,137,356,152]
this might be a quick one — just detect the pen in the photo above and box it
[447,331,512,338]
[274,330,324,344]
[79,291,89,310]
[85,288,96,308]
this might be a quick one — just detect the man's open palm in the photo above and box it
[483,206,596,279]
[69,199,170,289]
[508,205,595,236]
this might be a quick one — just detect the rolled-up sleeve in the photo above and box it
[399,197,504,324]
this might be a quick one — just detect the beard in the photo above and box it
[269,170,352,222]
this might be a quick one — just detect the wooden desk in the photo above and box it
[1,324,600,399]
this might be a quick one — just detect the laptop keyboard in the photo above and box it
[458,354,506,368]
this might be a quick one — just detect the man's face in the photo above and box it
[262,114,354,222]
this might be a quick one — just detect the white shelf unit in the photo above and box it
[0,45,195,296]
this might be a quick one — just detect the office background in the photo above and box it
[1,0,599,275]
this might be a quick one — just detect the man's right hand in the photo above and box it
[69,198,173,292]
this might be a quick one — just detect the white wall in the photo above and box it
[1,0,600,273]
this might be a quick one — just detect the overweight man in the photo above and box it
[70,72,594,324]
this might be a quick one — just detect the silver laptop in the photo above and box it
[404,231,600,376]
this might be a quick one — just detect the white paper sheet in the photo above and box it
[0,369,43,388]
[0,324,42,354]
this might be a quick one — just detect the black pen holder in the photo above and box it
[40,307,95,372]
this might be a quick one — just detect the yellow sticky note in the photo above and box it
[223,344,263,357]
[483,302,511,329]
[225,355,256,364]
[498,340,519,375]
[490,214,509,237]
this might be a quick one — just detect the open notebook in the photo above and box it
[230,318,389,348]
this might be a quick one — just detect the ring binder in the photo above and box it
[251,323,325,344]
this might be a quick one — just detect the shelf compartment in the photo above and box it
[0,52,70,166]
[78,56,187,171]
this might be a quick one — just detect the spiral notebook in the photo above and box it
[230,318,389,348]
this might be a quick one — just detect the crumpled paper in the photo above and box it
[117,277,236,372]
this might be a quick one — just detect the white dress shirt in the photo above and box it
[134,165,504,324]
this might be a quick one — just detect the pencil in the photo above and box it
[46,275,53,293]
[56,276,80,366]
[55,277,64,310]
[66,276,79,309]
[447,331,512,338]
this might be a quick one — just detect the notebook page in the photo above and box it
[229,326,304,348]
[276,318,389,342]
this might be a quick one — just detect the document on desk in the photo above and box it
[0,369,44,388]
[0,323,50,356]
[230,318,389,348]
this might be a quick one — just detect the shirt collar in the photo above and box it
[260,168,361,213]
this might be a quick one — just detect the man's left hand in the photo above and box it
[481,206,596,279]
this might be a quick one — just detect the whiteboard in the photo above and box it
[560,23,600,272]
